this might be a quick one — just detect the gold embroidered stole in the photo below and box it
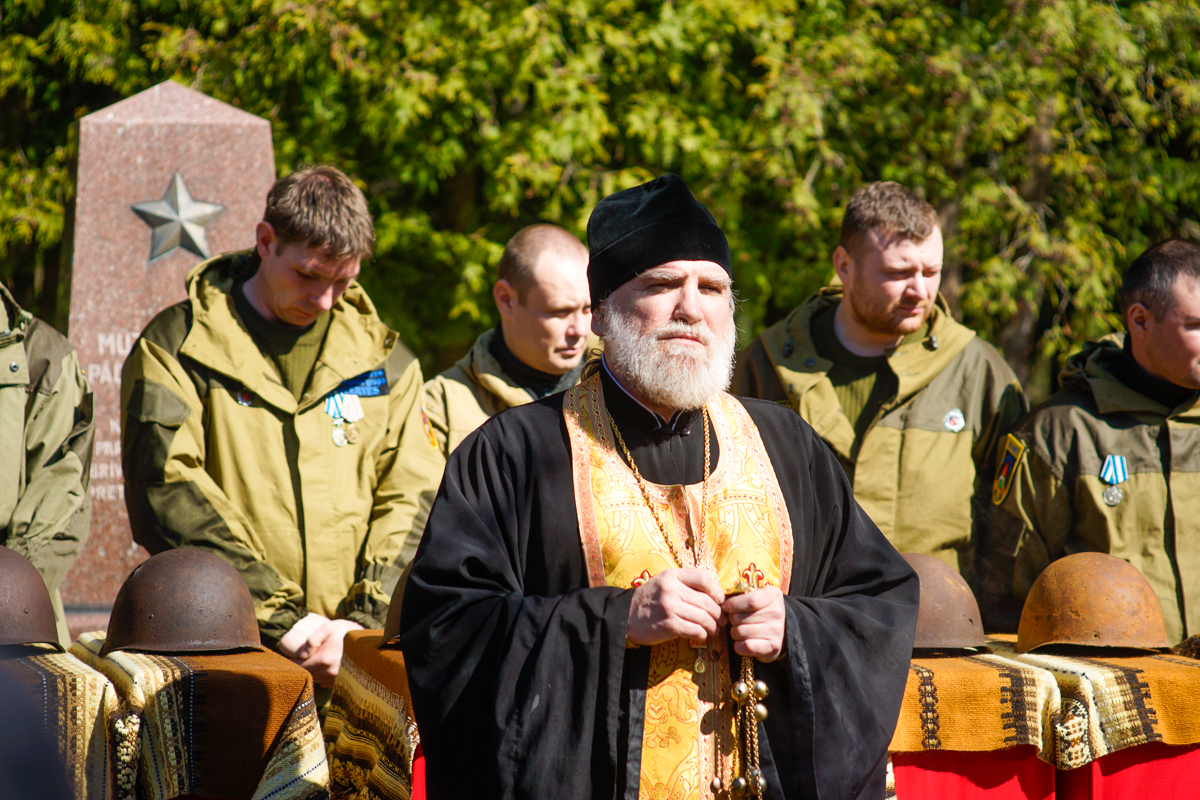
[564,376,793,800]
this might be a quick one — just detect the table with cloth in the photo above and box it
[993,640,1200,800]
[70,632,329,800]
[324,630,424,800]
[886,650,1061,800]
[0,643,121,799]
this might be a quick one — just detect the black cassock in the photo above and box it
[401,369,919,800]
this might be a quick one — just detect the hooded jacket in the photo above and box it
[120,251,442,643]
[733,287,1026,579]
[421,328,540,459]
[995,336,1200,642]
[0,285,94,646]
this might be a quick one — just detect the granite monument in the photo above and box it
[63,80,275,636]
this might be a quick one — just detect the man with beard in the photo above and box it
[400,174,919,799]
[733,182,1025,599]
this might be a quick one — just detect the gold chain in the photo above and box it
[722,613,769,797]
[608,406,712,573]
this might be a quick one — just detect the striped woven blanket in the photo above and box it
[1,644,120,799]
[889,653,1060,761]
[1175,635,1200,661]
[991,639,1200,769]
[71,632,329,800]
[325,631,419,800]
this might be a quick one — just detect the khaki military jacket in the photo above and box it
[0,285,94,646]
[996,336,1200,642]
[421,328,539,459]
[120,252,442,643]
[733,287,1026,577]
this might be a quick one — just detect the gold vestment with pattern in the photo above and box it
[563,376,793,799]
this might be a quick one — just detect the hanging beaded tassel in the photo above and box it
[727,656,768,796]
[719,578,770,797]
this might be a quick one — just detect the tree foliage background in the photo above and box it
[4,0,1200,397]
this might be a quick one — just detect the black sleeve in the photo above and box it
[743,399,919,800]
[403,399,919,800]
[399,409,632,800]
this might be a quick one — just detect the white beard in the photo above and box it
[599,299,737,412]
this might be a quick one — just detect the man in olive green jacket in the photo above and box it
[423,224,591,458]
[992,239,1200,642]
[0,284,94,646]
[121,167,441,687]
[734,182,1026,586]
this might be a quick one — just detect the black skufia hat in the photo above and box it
[586,174,732,307]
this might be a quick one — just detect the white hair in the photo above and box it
[597,294,737,411]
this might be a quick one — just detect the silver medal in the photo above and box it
[332,426,349,447]
[1102,485,1123,506]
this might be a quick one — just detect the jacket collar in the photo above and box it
[0,283,27,334]
[0,283,30,388]
[177,250,399,413]
[1062,334,1200,419]
[458,328,546,410]
[763,286,975,405]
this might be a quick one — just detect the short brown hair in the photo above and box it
[1120,238,1200,320]
[498,224,587,302]
[263,165,375,260]
[839,182,937,255]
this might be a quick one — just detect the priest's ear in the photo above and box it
[494,279,521,318]
[589,300,609,338]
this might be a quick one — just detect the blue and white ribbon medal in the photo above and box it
[1100,454,1127,507]
[325,392,365,447]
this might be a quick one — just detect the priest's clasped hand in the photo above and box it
[724,586,786,662]
[627,569,725,644]
[626,568,786,661]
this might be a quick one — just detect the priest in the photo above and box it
[400,174,919,800]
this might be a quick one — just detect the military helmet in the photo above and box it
[102,549,262,656]
[1016,552,1170,653]
[0,546,61,649]
[902,553,988,651]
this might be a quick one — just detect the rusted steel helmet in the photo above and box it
[902,553,988,651]
[0,546,60,649]
[102,549,262,656]
[1016,552,1170,653]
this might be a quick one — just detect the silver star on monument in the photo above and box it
[131,172,226,261]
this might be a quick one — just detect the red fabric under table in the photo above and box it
[1055,742,1200,800]
[893,746,1055,800]
[413,744,426,799]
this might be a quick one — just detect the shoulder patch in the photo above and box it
[383,337,417,388]
[992,433,1026,506]
[334,368,389,398]
[140,301,193,358]
[23,318,74,394]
